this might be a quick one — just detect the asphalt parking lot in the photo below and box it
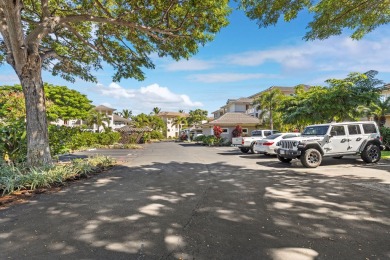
[2,142,389,259]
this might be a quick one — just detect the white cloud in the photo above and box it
[188,73,277,83]
[165,59,214,71]
[225,35,390,73]
[97,82,136,98]
[92,83,203,113]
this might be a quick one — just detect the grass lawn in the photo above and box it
[382,151,390,159]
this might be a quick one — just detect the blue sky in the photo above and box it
[1,7,390,116]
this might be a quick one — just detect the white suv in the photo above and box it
[276,121,383,168]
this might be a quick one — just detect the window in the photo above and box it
[363,124,376,134]
[303,125,329,136]
[348,125,361,135]
[242,128,248,134]
[264,131,272,136]
[222,128,229,134]
[330,125,346,136]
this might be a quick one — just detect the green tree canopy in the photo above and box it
[0,84,93,121]
[0,0,231,166]
[280,71,384,125]
[238,0,390,40]
[132,113,165,131]
[45,84,93,121]
[188,109,208,126]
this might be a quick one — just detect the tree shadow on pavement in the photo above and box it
[0,160,389,259]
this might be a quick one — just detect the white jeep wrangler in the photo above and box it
[276,121,383,168]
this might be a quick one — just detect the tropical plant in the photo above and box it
[173,116,188,137]
[253,88,284,130]
[232,125,243,137]
[121,109,133,119]
[178,110,185,113]
[0,0,230,167]
[86,110,110,132]
[0,155,115,196]
[368,97,390,127]
[238,0,390,40]
[188,109,208,126]
[213,125,223,139]
[0,120,27,164]
[152,107,161,115]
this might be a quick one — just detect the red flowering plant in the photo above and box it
[232,125,242,137]
[213,125,223,139]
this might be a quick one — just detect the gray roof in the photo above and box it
[116,125,152,132]
[113,114,132,123]
[249,85,311,99]
[158,111,189,117]
[94,105,116,111]
[205,112,260,126]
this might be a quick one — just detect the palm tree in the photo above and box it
[368,96,390,127]
[86,110,110,132]
[152,107,161,115]
[173,116,187,137]
[253,88,284,130]
[121,109,132,119]
[178,109,184,113]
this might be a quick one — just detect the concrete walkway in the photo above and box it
[1,142,389,259]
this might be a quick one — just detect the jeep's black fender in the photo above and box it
[298,143,325,155]
[359,139,382,152]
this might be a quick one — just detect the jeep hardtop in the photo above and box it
[276,121,383,168]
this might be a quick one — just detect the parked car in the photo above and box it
[231,129,280,153]
[254,133,301,155]
[276,121,383,168]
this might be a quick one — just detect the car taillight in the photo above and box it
[380,136,383,142]
[242,139,244,145]
[263,141,274,146]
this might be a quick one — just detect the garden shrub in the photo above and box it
[232,125,242,137]
[0,155,115,196]
[97,131,121,145]
[150,130,164,140]
[0,120,27,164]
[380,127,390,150]
[213,125,223,139]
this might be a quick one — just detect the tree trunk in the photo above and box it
[20,53,52,167]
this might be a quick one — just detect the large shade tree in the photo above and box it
[0,0,230,166]
[239,0,390,40]
[280,71,384,125]
[0,84,93,121]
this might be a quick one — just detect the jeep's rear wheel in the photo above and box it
[361,144,381,163]
[277,155,292,163]
[301,148,322,168]
[240,148,250,153]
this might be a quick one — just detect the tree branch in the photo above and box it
[59,14,188,38]
[0,0,27,72]
[93,0,113,18]
[41,0,50,19]
[62,22,119,66]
